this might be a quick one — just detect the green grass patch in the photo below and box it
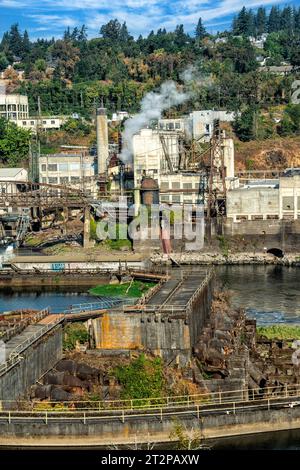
[114,353,165,404]
[63,323,89,351]
[257,325,300,340]
[89,280,156,298]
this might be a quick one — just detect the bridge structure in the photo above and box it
[0,180,89,209]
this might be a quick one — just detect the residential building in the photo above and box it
[0,91,66,131]
[16,117,66,132]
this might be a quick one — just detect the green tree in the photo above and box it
[0,52,9,71]
[233,106,258,141]
[195,18,207,39]
[268,6,281,33]
[255,7,267,36]
[0,118,31,166]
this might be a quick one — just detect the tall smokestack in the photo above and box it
[96,108,109,174]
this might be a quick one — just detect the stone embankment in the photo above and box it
[151,252,300,266]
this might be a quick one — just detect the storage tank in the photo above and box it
[140,177,159,206]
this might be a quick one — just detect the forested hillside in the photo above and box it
[0,5,300,150]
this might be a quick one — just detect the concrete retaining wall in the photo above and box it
[1,406,300,445]
[0,327,63,402]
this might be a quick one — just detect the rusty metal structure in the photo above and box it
[207,120,227,219]
[0,181,88,209]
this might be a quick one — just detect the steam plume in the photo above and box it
[120,80,189,163]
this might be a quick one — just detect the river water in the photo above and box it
[1,265,300,321]
[218,265,300,325]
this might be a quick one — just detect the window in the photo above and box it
[60,176,69,184]
[205,124,210,133]
[282,197,294,210]
[43,120,47,124]
[175,122,181,129]
[59,163,68,171]
[30,121,35,125]
[70,163,80,171]
[160,195,170,202]
[172,195,181,203]
[22,121,27,126]
[48,177,58,184]
[71,176,80,183]
[41,164,46,172]
[51,120,55,124]
[183,182,192,189]
[48,164,58,172]
[42,177,47,183]
[172,181,180,189]
[160,182,169,190]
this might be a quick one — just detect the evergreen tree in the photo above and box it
[195,17,207,39]
[268,6,281,33]
[100,19,122,41]
[280,6,293,33]
[8,24,23,57]
[255,7,267,36]
[23,30,30,55]
[232,7,255,36]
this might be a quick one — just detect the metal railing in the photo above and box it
[0,310,63,377]
[123,269,213,315]
[1,384,300,423]
[0,308,50,343]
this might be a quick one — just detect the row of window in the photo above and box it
[0,104,28,112]
[0,112,28,119]
[41,176,81,184]
[159,122,182,130]
[161,182,200,190]
[160,194,198,203]
[22,120,57,126]
[40,163,93,172]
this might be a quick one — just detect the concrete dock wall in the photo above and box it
[0,327,63,402]
[91,273,214,365]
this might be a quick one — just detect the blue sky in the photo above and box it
[0,0,300,40]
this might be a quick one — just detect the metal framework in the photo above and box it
[207,120,227,219]
[0,181,88,209]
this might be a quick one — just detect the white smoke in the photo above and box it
[120,80,189,163]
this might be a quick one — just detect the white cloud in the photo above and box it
[1,0,296,36]
[28,14,77,28]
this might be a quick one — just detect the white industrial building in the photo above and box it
[158,110,236,142]
[132,127,235,206]
[39,153,96,194]
[227,173,300,222]
[0,168,28,194]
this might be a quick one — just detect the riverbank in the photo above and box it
[151,252,300,266]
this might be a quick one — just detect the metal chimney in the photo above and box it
[96,108,108,174]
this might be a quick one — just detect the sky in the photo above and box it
[0,0,300,40]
